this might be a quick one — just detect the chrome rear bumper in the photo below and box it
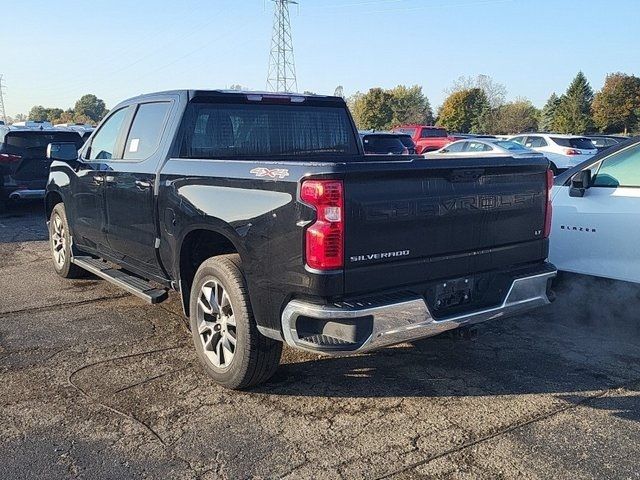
[281,270,556,354]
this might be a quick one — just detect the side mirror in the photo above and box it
[47,142,78,162]
[569,169,592,198]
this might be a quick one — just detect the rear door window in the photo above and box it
[592,143,640,188]
[88,107,130,160]
[123,102,171,160]
[465,141,492,152]
[420,128,447,138]
[551,137,594,149]
[2,131,83,158]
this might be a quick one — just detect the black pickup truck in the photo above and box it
[45,90,556,389]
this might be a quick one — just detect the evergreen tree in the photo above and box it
[554,72,594,134]
[540,93,561,132]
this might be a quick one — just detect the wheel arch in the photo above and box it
[177,226,246,317]
[45,190,64,220]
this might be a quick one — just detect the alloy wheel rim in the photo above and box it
[51,214,66,268]
[196,278,237,369]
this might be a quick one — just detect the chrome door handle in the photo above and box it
[135,180,151,190]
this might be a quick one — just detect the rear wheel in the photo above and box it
[189,254,282,389]
[549,162,559,176]
[49,203,86,278]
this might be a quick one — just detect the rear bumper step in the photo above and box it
[281,268,556,354]
[72,256,168,304]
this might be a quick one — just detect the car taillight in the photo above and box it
[565,148,581,156]
[544,169,553,238]
[0,153,21,165]
[300,180,344,270]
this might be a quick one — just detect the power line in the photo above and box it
[266,0,298,93]
[0,75,7,123]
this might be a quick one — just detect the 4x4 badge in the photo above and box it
[250,167,290,179]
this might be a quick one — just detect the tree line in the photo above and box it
[349,72,640,135]
[19,94,108,125]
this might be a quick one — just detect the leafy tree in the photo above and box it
[592,73,640,134]
[447,74,506,109]
[350,88,394,130]
[437,88,489,133]
[388,85,433,127]
[493,99,539,134]
[554,72,594,134]
[57,110,75,124]
[28,105,49,122]
[540,93,561,132]
[73,94,108,123]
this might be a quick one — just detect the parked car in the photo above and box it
[550,137,640,283]
[55,123,95,142]
[391,125,454,154]
[0,122,83,209]
[509,134,597,174]
[426,138,544,159]
[586,135,627,152]
[45,89,556,389]
[359,132,413,155]
[449,133,496,141]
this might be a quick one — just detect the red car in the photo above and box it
[391,125,454,154]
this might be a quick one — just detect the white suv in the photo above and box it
[549,138,640,283]
[509,134,597,173]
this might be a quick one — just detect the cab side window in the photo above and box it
[123,102,171,161]
[592,143,640,188]
[88,107,129,160]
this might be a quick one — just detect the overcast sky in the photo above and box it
[3,0,639,116]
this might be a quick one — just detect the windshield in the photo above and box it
[495,141,530,151]
[2,131,83,158]
[551,137,595,149]
[179,102,358,159]
[421,128,448,138]
[362,135,406,154]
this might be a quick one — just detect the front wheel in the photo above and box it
[49,203,86,278]
[189,254,282,389]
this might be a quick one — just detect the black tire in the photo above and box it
[49,203,87,279]
[549,162,559,176]
[189,254,282,390]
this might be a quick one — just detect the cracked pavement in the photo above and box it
[1,202,640,479]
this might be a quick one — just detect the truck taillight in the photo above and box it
[544,169,553,238]
[300,180,344,270]
[0,153,21,165]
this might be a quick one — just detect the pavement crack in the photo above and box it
[113,364,193,394]
[0,293,130,316]
[67,344,188,447]
[375,376,640,479]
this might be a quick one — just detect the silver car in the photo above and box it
[426,138,544,159]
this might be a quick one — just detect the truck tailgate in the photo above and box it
[343,157,549,294]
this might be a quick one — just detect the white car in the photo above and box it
[549,138,640,284]
[426,138,544,159]
[509,134,597,173]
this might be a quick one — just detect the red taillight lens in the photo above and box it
[0,153,22,165]
[565,148,581,156]
[300,180,344,270]
[544,169,553,238]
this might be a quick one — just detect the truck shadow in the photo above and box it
[256,274,640,422]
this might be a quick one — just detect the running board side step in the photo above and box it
[72,256,168,304]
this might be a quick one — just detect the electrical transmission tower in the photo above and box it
[266,0,298,93]
[0,75,7,124]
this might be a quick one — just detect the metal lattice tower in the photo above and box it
[266,0,298,93]
[0,75,7,124]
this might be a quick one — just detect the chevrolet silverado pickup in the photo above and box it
[45,90,556,389]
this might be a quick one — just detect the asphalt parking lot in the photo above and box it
[1,202,640,479]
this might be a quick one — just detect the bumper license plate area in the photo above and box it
[434,277,474,311]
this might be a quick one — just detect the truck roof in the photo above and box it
[121,89,345,105]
